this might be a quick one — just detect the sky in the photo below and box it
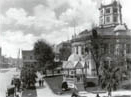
[0,0,131,58]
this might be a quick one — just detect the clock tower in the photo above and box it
[99,0,122,28]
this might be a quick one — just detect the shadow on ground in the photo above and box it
[22,88,37,97]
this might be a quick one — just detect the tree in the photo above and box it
[20,65,37,89]
[100,60,121,96]
[100,45,127,96]
[33,40,55,70]
[85,29,105,84]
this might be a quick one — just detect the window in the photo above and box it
[30,56,33,59]
[81,46,84,55]
[106,17,110,23]
[23,56,26,60]
[76,46,78,54]
[71,71,73,74]
[113,8,118,13]
[87,61,89,69]
[101,10,103,15]
[113,16,118,22]
[100,18,103,25]
[104,44,108,53]
[110,44,115,54]
[126,44,131,54]
[106,8,110,14]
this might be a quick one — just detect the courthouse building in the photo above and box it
[63,0,131,87]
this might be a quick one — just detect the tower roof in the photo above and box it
[114,24,127,32]
[99,0,122,9]
[68,53,82,62]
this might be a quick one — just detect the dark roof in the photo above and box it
[22,50,34,55]
[99,0,122,9]
[77,26,116,37]
[97,26,115,35]
[71,26,131,43]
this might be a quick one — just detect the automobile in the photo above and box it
[71,91,94,97]
[6,85,15,97]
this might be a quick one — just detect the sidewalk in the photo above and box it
[36,81,71,97]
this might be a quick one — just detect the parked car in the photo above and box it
[6,85,15,97]
[71,91,94,97]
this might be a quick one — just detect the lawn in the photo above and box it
[45,75,72,94]
[45,75,131,95]
[22,88,37,97]
[120,79,131,90]
[45,75,105,94]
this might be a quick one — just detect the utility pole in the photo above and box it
[16,49,20,71]
[73,17,76,36]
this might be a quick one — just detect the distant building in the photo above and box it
[54,41,71,62]
[22,50,37,68]
[0,48,10,68]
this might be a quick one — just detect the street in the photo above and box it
[0,68,131,97]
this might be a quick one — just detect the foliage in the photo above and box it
[85,29,105,84]
[20,65,37,88]
[33,40,55,70]
[100,58,126,96]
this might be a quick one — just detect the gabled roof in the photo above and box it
[22,50,34,55]
[63,60,86,69]
[63,61,74,69]
[75,61,83,69]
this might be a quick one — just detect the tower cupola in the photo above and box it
[99,0,122,28]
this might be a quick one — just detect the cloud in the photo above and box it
[5,8,35,26]
[33,4,59,31]
[0,0,131,58]
[1,5,67,36]
[0,30,38,58]
[0,8,35,35]
[59,0,99,28]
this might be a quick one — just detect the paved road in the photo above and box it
[36,82,71,97]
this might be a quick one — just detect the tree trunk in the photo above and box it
[96,63,100,85]
[108,87,112,97]
[108,91,111,97]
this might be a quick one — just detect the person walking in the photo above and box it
[41,78,44,86]
[39,79,41,87]
[96,94,100,97]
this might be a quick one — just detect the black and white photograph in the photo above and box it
[0,0,131,97]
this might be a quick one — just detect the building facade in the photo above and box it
[22,50,37,68]
[54,41,71,62]
[63,0,131,87]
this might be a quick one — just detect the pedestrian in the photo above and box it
[41,78,44,86]
[39,79,41,87]
[96,93,100,97]
[17,79,21,92]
